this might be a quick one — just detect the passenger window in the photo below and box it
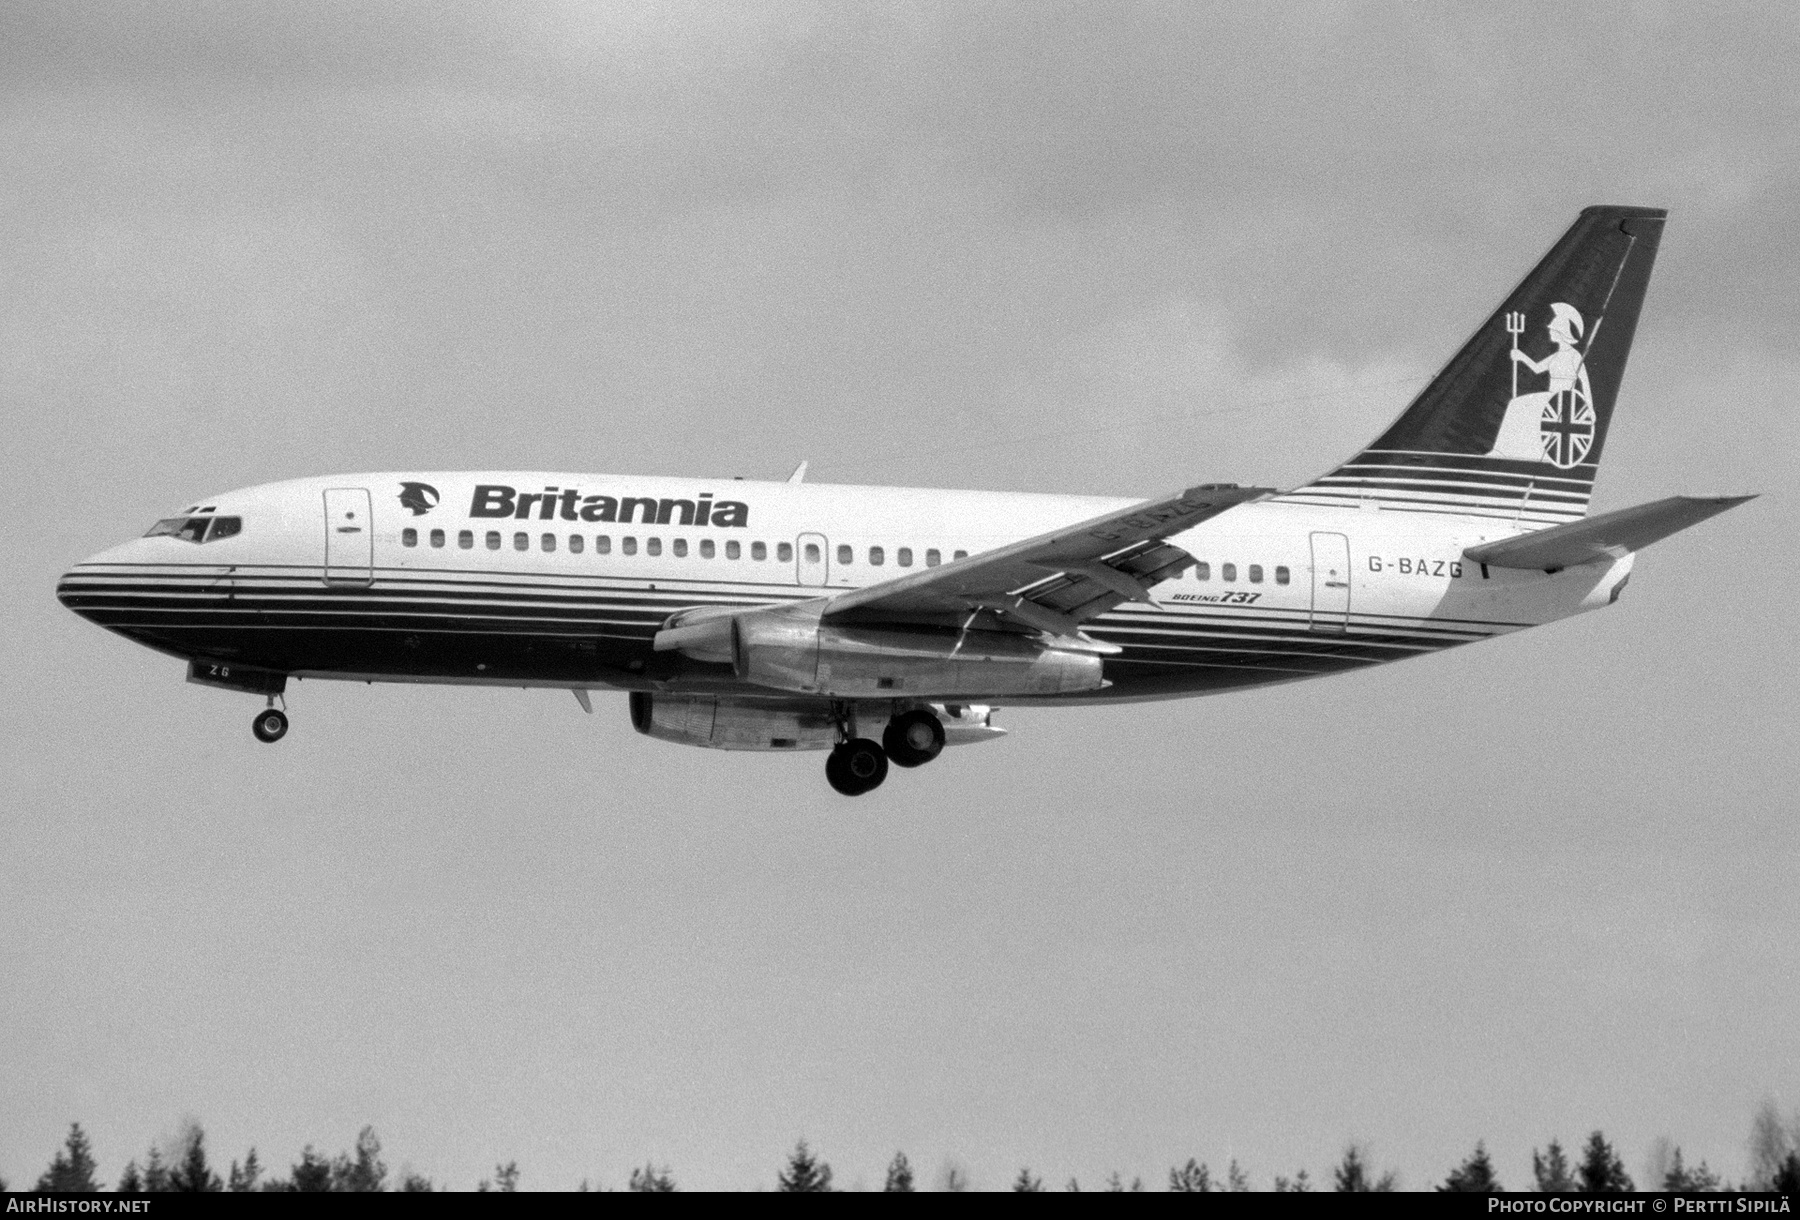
[569,534,584,554]
[647,537,662,556]
[429,528,445,548]
[752,541,767,560]
[541,533,556,552]
[1222,562,1237,581]
[402,528,418,547]
[1249,564,1263,583]
[778,542,793,562]
[486,531,501,550]
[1195,562,1210,581]
[514,532,529,551]
[869,546,884,566]
[836,544,852,565]
[459,530,473,550]
[726,540,740,559]
[207,517,242,542]
[806,544,821,562]
[673,539,688,558]
[623,537,637,555]
[1275,565,1290,585]
[926,548,941,567]
[898,547,913,567]
[953,550,968,561]
[700,539,714,559]
[596,535,611,554]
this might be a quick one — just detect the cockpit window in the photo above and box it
[144,515,243,543]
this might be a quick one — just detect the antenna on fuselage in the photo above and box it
[787,461,809,484]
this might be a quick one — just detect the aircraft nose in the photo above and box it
[58,542,131,623]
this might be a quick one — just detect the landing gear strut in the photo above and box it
[825,738,888,796]
[252,704,288,744]
[882,709,945,768]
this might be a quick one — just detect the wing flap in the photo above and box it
[823,483,1271,629]
[1463,494,1755,572]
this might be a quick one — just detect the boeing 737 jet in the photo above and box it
[59,206,1751,794]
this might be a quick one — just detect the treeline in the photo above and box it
[13,1107,1800,1193]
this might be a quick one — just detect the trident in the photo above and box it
[1505,310,1526,399]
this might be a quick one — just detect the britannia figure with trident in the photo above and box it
[1485,302,1597,467]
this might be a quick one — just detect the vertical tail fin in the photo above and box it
[1281,206,1666,526]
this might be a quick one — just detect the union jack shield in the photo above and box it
[1539,386,1595,468]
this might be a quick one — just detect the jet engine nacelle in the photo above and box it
[628,692,841,751]
[628,693,1008,752]
[656,603,1106,698]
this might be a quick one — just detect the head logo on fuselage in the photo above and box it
[398,482,440,515]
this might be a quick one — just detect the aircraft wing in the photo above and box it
[1463,494,1755,572]
[821,483,1274,638]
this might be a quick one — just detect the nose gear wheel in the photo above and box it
[252,708,289,743]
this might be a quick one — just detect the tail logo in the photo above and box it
[1485,302,1596,468]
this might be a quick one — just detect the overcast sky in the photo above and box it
[3,0,1796,1191]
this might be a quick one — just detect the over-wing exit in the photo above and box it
[58,207,1752,794]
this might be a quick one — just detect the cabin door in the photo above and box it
[796,532,830,587]
[1308,531,1351,632]
[323,488,374,586]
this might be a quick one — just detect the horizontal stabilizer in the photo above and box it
[1463,494,1755,572]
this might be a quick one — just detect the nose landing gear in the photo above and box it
[252,698,288,744]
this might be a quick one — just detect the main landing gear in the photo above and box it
[824,708,946,796]
[882,708,945,768]
[825,737,888,797]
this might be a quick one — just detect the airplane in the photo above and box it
[58,205,1753,795]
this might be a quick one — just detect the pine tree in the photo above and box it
[1748,1100,1800,1190]
[167,1123,221,1192]
[399,1172,434,1192]
[1772,1153,1800,1194]
[227,1149,262,1192]
[36,1123,101,1192]
[1169,1158,1213,1192]
[1011,1167,1043,1192]
[627,1164,676,1192]
[331,1127,387,1192]
[492,1162,520,1192]
[116,1162,143,1194]
[1439,1142,1503,1192]
[1226,1159,1250,1192]
[1333,1144,1396,1192]
[1662,1148,1723,1192]
[289,1147,333,1192]
[1576,1131,1633,1193]
[141,1146,170,1192]
[1274,1169,1314,1191]
[776,1140,832,1192]
[1533,1139,1575,1192]
[884,1152,915,1192]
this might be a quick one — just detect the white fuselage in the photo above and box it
[59,471,1630,706]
